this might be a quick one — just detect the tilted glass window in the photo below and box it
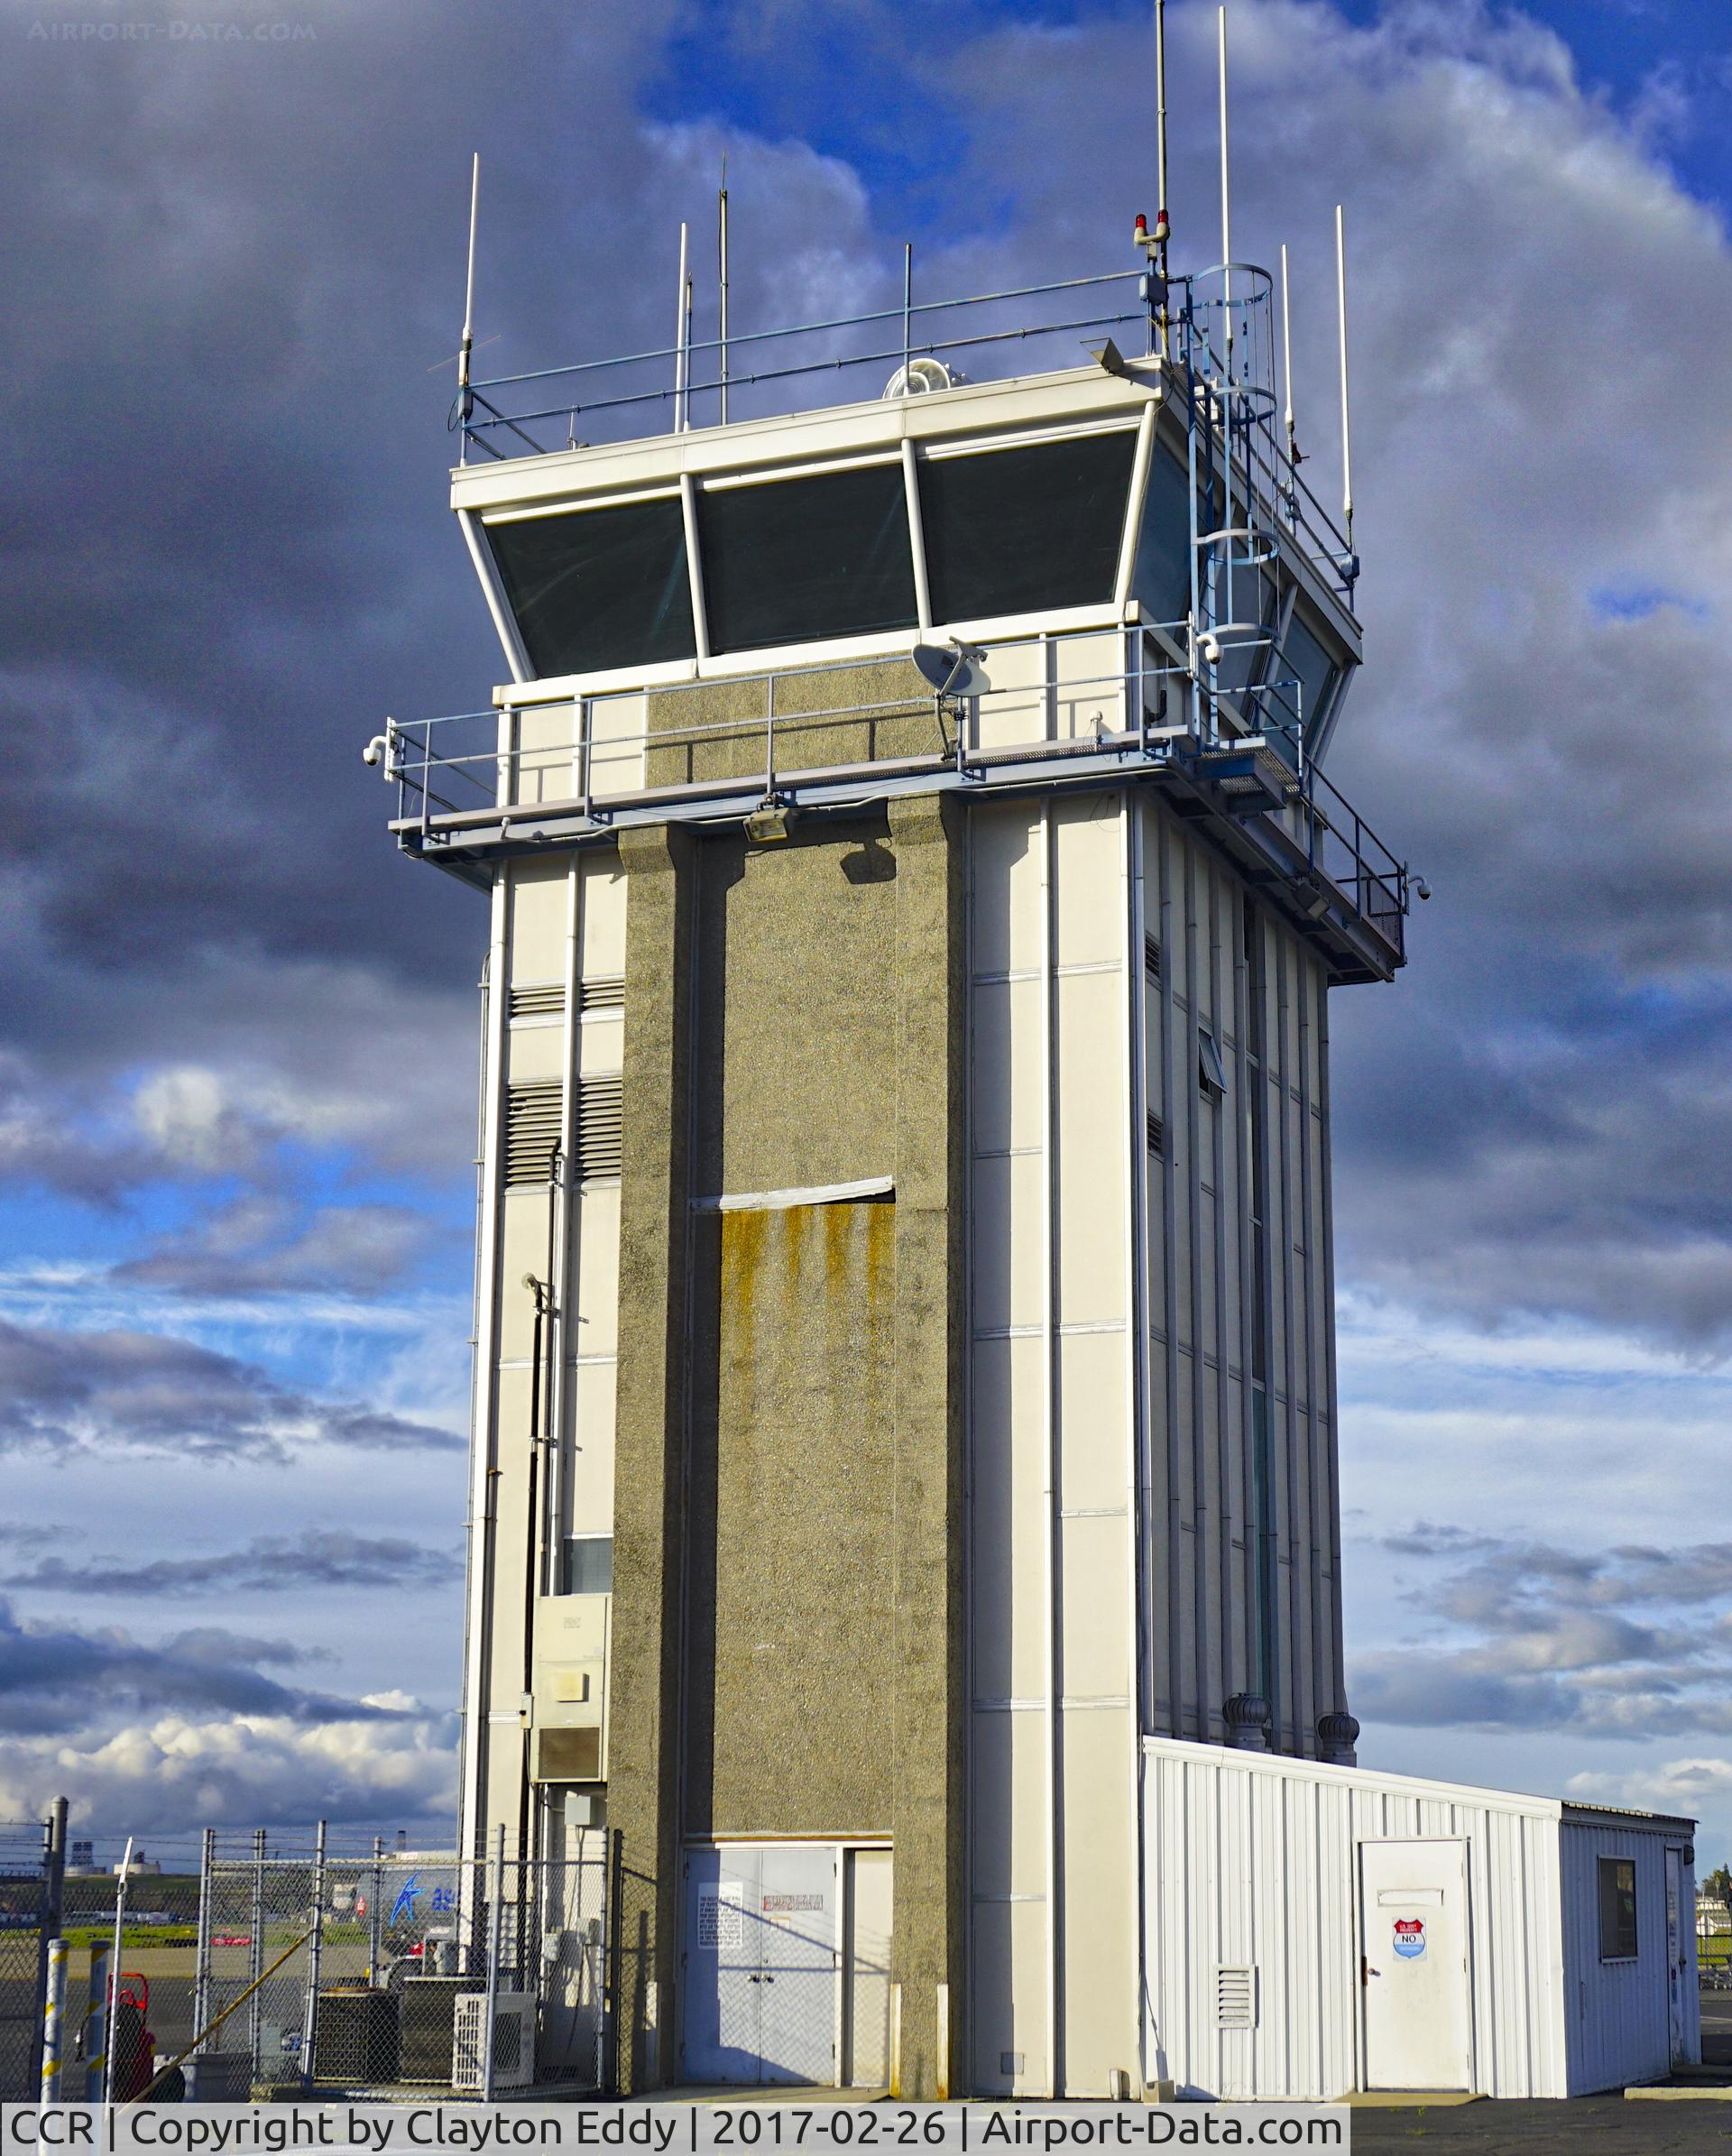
[486,496,696,679]
[698,462,917,653]
[1274,608,1339,748]
[1130,442,1193,627]
[920,430,1138,625]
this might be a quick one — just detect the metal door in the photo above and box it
[1667,1847,1688,2068]
[1359,1839,1471,2092]
[756,1844,839,2087]
[681,1847,760,2084]
[842,1849,893,2087]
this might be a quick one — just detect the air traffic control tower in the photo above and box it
[375,198,1410,2098]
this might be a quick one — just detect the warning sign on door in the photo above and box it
[698,1881,744,1949]
[1392,1917,1426,1959]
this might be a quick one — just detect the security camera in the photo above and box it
[363,734,389,768]
[1414,878,1433,902]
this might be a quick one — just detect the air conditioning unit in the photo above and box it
[451,1991,535,2093]
[530,1593,610,1784]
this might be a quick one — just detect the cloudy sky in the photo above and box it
[5,0,1732,1857]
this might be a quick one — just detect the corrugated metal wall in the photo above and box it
[1140,797,1343,1756]
[1559,1818,1692,2094]
[1141,1738,1572,2099]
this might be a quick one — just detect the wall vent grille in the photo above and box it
[1147,1111,1165,1157]
[577,1073,623,1182]
[504,1082,562,1186]
[1145,933,1162,980]
[509,982,566,1021]
[580,977,625,1011]
[1214,1965,1256,2031]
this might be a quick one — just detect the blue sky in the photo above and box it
[5,0,1732,1853]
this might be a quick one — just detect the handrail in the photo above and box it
[376,633,1404,964]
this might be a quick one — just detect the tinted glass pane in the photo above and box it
[1273,610,1338,758]
[1598,1858,1637,1959]
[487,498,696,678]
[700,463,917,653]
[921,431,1137,624]
[1131,444,1193,626]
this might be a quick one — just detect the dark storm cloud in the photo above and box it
[0,1596,390,1737]
[2,1529,460,1598]
[0,1316,459,1460]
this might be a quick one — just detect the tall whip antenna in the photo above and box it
[675,219,690,432]
[459,153,479,390]
[457,153,480,462]
[1335,202,1354,550]
[1155,0,1171,355]
[1217,6,1232,357]
[718,158,731,425]
[1280,241,1296,483]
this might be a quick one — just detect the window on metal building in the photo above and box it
[1598,1856,1638,1960]
[920,429,1137,624]
[487,495,696,678]
[1198,1027,1227,1099]
[700,462,917,652]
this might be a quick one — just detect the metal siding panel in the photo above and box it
[1560,1820,1676,2094]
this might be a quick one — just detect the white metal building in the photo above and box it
[1143,1737,1699,2099]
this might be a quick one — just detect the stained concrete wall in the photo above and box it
[607,797,965,2094]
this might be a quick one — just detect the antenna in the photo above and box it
[459,152,479,392]
[1280,241,1296,479]
[1155,0,1171,355]
[1335,202,1354,549]
[718,159,731,425]
[1155,0,1169,240]
[1217,5,1232,356]
[675,219,690,432]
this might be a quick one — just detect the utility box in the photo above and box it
[530,1593,610,1785]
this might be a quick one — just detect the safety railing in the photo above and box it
[376,630,1405,968]
[456,268,1147,459]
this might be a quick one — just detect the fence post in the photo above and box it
[299,1820,327,2088]
[30,1797,67,2105]
[247,1829,265,2083]
[103,1838,134,2105]
[84,1945,108,2103]
[483,1822,505,2100]
[39,1936,67,2109]
[606,1826,622,2096]
[190,1828,215,2085]
[370,1838,384,1983]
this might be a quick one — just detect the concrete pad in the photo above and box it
[1626,2085,1732,2101]
[1345,2090,1485,2107]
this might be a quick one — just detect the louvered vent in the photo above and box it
[504,1082,562,1187]
[576,1073,623,1182]
[509,982,566,1021]
[1147,1111,1165,1157]
[1145,933,1162,980]
[581,976,625,1011]
[1214,1966,1256,2031]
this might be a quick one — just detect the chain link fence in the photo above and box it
[191,1833,613,2099]
[5,1806,617,2105]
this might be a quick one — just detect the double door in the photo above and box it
[681,1843,891,2087]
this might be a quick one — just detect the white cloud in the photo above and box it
[0,1709,456,1837]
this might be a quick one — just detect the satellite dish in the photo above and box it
[912,642,988,699]
[882,355,967,400]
